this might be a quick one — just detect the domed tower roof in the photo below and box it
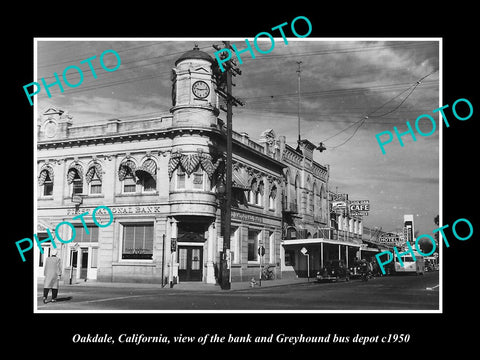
[175,45,214,65]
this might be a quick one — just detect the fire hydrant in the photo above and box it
[250,277,257,288]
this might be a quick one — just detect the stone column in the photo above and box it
[169,219,179,285]
[206,221,216,284]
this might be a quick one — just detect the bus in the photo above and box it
[394,251,424,275]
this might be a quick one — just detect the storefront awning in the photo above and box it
[281,237,363,248]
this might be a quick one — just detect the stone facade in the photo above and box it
[35,47,333,285]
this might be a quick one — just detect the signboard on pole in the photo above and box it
[258,245,265,257]
[379,235,400,243]
[350,211,369,216]
[349,200,370,216]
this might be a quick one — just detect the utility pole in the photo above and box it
[296,61,302,143]
[213,41,243,290]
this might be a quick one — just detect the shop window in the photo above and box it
[122,224,154,260]
[230,227,239,264]
[91,248,98,268]
[285,249,296,266]
[269,231,275,263]
[248,229,261,262]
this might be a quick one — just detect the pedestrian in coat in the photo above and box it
[43,249,62,303]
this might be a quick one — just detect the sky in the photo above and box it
[35,38,440,235]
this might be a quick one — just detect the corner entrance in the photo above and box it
[178,246,203,281]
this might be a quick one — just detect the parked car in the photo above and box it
[317,259,350,282]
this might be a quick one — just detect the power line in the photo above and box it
[322,70,438,148]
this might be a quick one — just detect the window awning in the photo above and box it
[118,160,136,181]
[135,159,157,178]
[67,164,83,184]
[85,162,102,183]
[281,238,363,248]
[38,165,54,186]
[232,167,250,190]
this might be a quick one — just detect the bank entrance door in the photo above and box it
[178,246,203,281]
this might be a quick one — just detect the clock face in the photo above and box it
[192,80,210,99]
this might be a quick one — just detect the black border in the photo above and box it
[8,5,478,355]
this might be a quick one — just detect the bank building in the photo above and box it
[36,46,366,286]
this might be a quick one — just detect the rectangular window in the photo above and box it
[179,248,187,270]
[90,180,102,194]
[269,231,275,264]
[255,192,262,206]
[122,224,154,260]
[248,229,260,262]
[285,249,296,266]
[269,195,275,210]
[193,171,204,190]
[230,227,239,264]
[91,248,98,268]
[142,175,156,192]
[72,180,83,195]
[44,180,53,196]
[176,169,186,189]
[73,225,99,243]
[123,176,136,193]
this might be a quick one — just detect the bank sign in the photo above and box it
[349,200,370,216]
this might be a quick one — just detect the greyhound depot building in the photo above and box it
[35,46,369,286]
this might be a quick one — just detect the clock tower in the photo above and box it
[168,45,221,284]
[170,45,219,126]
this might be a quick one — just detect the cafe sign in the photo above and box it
[349,200,370,216]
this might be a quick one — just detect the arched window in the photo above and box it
[248,178,257,204]
[86,163,102,195]
[118,160,137,193]
[38,165,54,196]
[256,180,264,206]
[306,177,312,214]
[269,184,277,210]
[294,174,300,212]
[285,174,290,206]
[135,158,157,192]
[313,182,318,217]
[67,165,83,195]
[319,184,325,221]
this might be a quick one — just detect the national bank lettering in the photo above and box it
[36,46,370,285]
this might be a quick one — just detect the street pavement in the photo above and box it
[36,271,439,311]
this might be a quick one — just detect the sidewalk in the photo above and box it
[56,276,314,292]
